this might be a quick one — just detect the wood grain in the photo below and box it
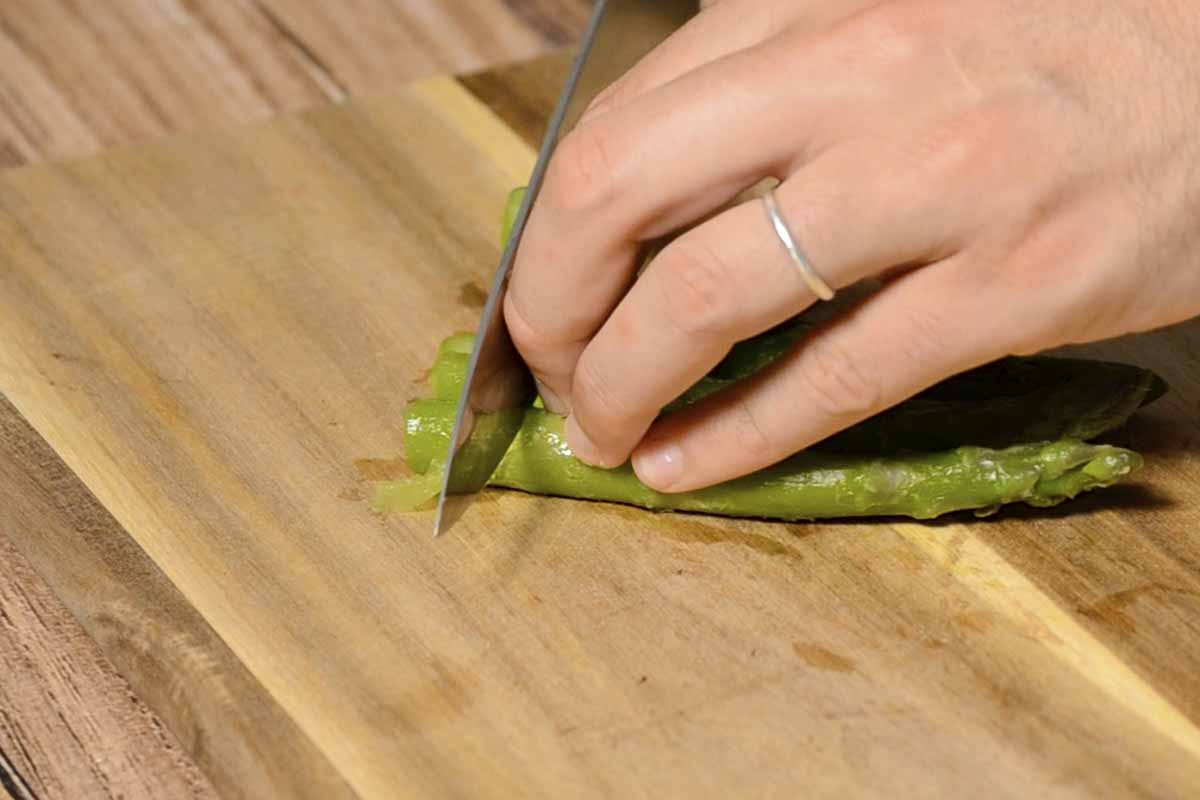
[0,59,1198,797]
[0,4,587,796]
[0,531,215,800]
[0,393,356,799]
[0,0,590,168]
[459,53,573,147]
[252,0,592,96]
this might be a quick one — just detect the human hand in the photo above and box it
[505,0,1200,492]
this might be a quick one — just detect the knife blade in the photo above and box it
[434,0,700,537]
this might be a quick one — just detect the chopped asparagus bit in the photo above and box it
[371,460,443,512]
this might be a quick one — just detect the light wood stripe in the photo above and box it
[897,522,1200,760]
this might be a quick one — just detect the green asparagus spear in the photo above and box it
[500,419,1140,520]
[376,335,1155,519]
[427,333,473,402]
[380,397,1141,520]
[501,187,524,250]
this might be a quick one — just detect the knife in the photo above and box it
[434,0,700,536]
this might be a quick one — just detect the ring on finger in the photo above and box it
[762,187,835,302]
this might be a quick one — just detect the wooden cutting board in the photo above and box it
[2,55,1200,799]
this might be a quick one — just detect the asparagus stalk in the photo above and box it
[501,419,1139,520]
[378,338,1156,519]
[385,398,1141,520]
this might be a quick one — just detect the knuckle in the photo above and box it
[504,292,540,354]
[654,239,739,339]
[572,355,639,435]
[834,3,928,71]
[795,337,883,420]
[907,99,1039,200]
[504,292,560,365]
[581,79,633,121]
[580,88,615,123]
[907,114,989,185]
[543,124,619,214]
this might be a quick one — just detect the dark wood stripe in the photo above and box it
[247,0,348,99]
[0,394,358,800]
[458,52,572,149]
[0,140,24,169]
[0,743,37,800]
[501,0,591,46]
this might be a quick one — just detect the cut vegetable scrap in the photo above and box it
[371,459,444,512]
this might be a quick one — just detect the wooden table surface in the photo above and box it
[0,3,587,798]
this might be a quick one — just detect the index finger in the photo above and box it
[583,0,882,122]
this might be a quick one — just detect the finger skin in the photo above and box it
[629,256,1029,492]
[582,0,882,123]
[581,0,780,122]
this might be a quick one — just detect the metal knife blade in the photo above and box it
[434,0,699,537]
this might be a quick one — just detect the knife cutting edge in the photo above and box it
[433,0,701,537]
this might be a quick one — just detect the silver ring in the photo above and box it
[762,188,835,301]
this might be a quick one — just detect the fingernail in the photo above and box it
[535,379,567,415]
[633,440,685,490]
[565,415,611,467]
